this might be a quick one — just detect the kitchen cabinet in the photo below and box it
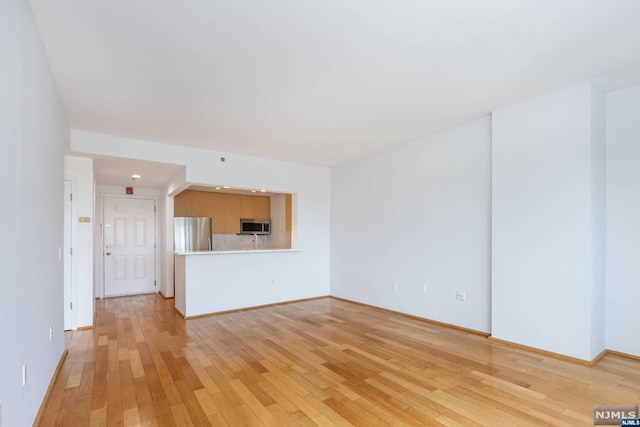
[223,194,241,234]
[174,190,270,234]
[174,191,205,217]
[244,195,270,218]
[200,192,226,234]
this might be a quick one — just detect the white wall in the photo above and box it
[606,84,640,357]
[65,156,94,328]
[163,196,175,297]
[162,168,186,297]
[492,81,606,361]
[71,131,331,301]
[95,185,162,298]
[160,167,187,298]
[331,117,492,332]
[176,251,318,316]
[0,1,68,425]
[590,85,607,358]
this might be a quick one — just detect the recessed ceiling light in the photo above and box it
[215,187,221,190]
[259,189,267,192]
[251,190,257,193]
[223,186,230,189]
[131,174,141,180]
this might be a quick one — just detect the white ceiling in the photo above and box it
[32,0,640,166]
[188,185,281,197]
[93,156,183,188]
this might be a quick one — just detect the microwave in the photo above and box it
[239,218,271,235]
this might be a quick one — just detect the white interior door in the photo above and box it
[103,197,156,297]
[63,180,73,330]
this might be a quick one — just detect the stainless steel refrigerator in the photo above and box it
[174,217,212,252]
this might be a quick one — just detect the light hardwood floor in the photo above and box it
[38,294,640,426]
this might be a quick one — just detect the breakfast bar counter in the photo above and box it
[174,249,309,318]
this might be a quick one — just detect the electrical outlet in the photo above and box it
[49,326,53,341]
[456,291,466,301]
[421,285,427,294]
[22,364,27,386]
[392,281,398,290]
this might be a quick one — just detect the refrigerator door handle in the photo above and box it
[208,236,212,251]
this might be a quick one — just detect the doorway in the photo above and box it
[103,196,156,297]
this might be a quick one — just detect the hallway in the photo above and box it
[38,294,640,426]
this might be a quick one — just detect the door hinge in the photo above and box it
[154,243,156,249]
[70,247,73,256]
[70,302,73,310]
[154,280,157,287]
[70,193,73,201]
[154,206,156,212]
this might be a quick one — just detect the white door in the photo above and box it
[63,180,73,330]
[103,197,156,297]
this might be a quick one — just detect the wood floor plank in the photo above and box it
[231,380,278,426]
[38,294,640,426]
[89,406,106,427]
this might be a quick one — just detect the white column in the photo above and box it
[491,80,606,361]
[605,84,640,358]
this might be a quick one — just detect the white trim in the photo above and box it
[101,290,157,299]
[174,249,303,255]
[63,177,79,330]
[97,192,160,299]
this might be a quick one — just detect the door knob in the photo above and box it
[105,252,112,256]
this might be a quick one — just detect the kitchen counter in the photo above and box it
[173,248,315,318]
